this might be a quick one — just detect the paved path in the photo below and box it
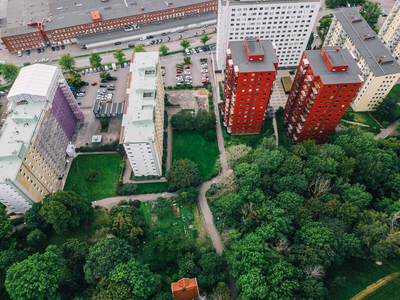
[341,119,370,127]
[272,117,279,147]
[94,192,177,210]
[375,119,400,140]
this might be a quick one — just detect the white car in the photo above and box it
[140,36,147,41]
[202,64,208,69]
[76,93,85,97]
[184,71,191,75]
[185,76,192,80]
[34,59,40,63]
[191,49,197,54]
[176,76,183,80]
[201,69,208,73]
[42,58,49,62]
[0,61,6,64]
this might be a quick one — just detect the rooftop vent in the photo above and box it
[349,16,362,23]
[360,33,374,41]
[130,2,137,5]
[376,55,394,64]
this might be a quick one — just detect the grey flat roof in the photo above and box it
[306,48,363,84]
[245,37,264,56]
[335,9,400,76]
[45,0,212,31]
[325,47,347,67]
[77,12,216,46]
[221,0,320,6]
[230,39,278,72]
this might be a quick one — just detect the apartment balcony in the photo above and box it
[296,126,302,134]
[300,115,307,123]
[288,124,293,133]
[227,126,232,133]
[291,115,297,124]
[311,87,318,95]
[307,97,315,106]
[304,105,311,114]
[301,89,307,97]
[314,81,321,90]
[310,92,316,100]
[306,74,313,82]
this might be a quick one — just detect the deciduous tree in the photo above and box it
[40,190,93,234]
[25,202,49,231]
[170,110,195,131]
[198,251,225,288]
[89,53,102,68]
[159,44,169,56]
[200,33,211,46]
[59,54,76,73]
[5,246,65,300]
[83,238,135,285]
[2,63,19,84]
[195,110,216,133]
[133,45,146,52]
[113,49,125,64]
[153,197,172,220]
[61,238,88,279]
[26,229,46,247]
[166,159,202,191]
[360,1,382,24]
[180,38,190,50]
[373,95,399,123]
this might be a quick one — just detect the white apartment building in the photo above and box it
[120,52,164,177]
[324,10,400,112]
[380,0,400,59]
[216,0,320,71]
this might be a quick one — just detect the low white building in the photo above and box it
[380,0,400,59]
[120,52,164,176]
[216,0,321,70]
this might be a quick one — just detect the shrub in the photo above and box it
[204,130,216,141]
[27,229,46,247]
[116,183,138,196]
[118,200,128,206]
[86,170,100,181]
[100,119,109,132]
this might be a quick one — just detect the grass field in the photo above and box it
[172,130,220,181]
[45,207,111,248]
[64,154,122,201]
[350,272,400,300]
[341,107,382,133]
[276,115,293,150]
[138,200,211,265]
[136,182,169,194]
[327,259,400,300]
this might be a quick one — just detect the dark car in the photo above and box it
[55,46,60,51]
[101,66,105,71]
[161,32,169,36]
[26,50,30,55]
[128,44,135,48]
[61,45,65,49]
[51,47,55,51]
[114,41,121,45]
[37,49,41,53]
[121,63,124,68]
[23,62,31,66]
[151,40,155,45]
[101,79,108,83]
[146,35,154,39]
[178,29,184,33]
[41,48,45,52]
[99,84,107,87]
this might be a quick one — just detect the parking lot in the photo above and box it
[72,66,129,147]
[162,50,210,87]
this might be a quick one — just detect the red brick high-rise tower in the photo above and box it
[222,37,278,135]
[284,47,363,144]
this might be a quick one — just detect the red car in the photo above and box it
[202,75,209,78]
[202,79,209,84]
[184,65,190,69]
[91,82,98,86]
[176,69,183,73]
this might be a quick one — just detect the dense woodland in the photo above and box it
[207,128,400,299]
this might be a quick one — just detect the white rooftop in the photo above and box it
[7,64,60,102]
[0,102,44,183]
[122,52,159,143]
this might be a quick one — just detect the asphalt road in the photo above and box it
[0,27,217,67]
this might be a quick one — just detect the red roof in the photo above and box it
[171,278,199,300]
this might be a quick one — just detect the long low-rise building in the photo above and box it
[0,0,218,53]
[120,52,164,177]
[324,9,400,112]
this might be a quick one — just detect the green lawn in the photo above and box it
[359,272,400,300]
[218,104,275,148]
[342,106,382,129]
[276,115,293,150]
[45,207,111,248]
[64,154,122,201]
[173,130,219,181]
[371,84,400,124]
[136,182,169,194]
[138,200,211,265]
[327,259,400,300]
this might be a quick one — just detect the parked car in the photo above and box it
[176,69,183,73]
[104,65,109,71]
[101,79,108,83]
[107,87,115,91]
[161,32,169,36]
[18,50,22,56]
[178,35,182,40]
[76,101,82,105]
[167,37,171,42]
[139,36,147,41]
[101,66,105,71]
[51,47,55,51]
[89,68,93,73]
[178,29,184,33]
[91,82,98,86]
[185,76,192,80]
[81,70,85,75]
[201,69,208,73]
[121,63,124,68]
[23,62,31,66]
[124,62,128,68]
[184,65,190,69]
[77,90,85,94]
[99,84,107,87]
[55,46,60,51]
[61,45,65,49]
[0,61,6,65]
[184,71,191,75]
[86,69,89,73]
[147,35,154,39]
[151,40,155,45]
[114,41,121,45]
[76,93,85,97]
[176,75,183,80]
[191,49,196,54]
[202,79,209,84]
[26,50,30,56]
[128,44,135,48]
[37,49,41,53]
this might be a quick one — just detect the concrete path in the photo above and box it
[375,119,400,140]
[272,117,279,147]
[94,192,177,210]
[341,119,370,127]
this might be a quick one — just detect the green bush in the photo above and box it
[27,229,46,247]
[100,119,109,132]
[10,216,25,226]
[164,111,169,129]
[116,182,138,195]
[86,170,100,181]
[204,130,217,141]
[163,131,168,149]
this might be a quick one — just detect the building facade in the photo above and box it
[120,52,164,177]
[216,0,320,70]
[283,47,363,144]
[380,0,400,58]
[1,0,218,52]
[0,64,84,214]
[324,10,400,111]
[222,37,278,135]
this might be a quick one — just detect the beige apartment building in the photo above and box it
[380,0,400,59]
[324,10,400,112]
